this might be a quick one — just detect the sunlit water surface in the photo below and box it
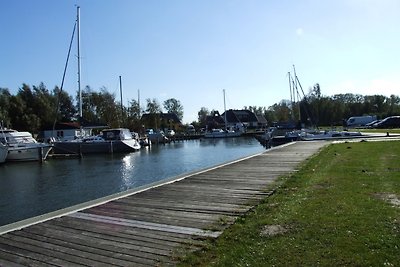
[0,137,264,226]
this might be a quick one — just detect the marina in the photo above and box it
[0,140,326,266]
[0,137,264,227]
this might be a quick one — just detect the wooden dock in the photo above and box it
[0,141,327,266]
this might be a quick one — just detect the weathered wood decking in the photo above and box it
[0,141,327,266]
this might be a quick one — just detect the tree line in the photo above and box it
[0,83,184,134]
[196,84,400,129]
[1,82,400,134]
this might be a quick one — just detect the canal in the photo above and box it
[0,137,265,226]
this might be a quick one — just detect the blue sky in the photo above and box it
[1,0,399,123]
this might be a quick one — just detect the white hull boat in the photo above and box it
[204,129,242,138]
[1,128,53,162]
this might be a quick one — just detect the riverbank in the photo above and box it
[178,140,400,266]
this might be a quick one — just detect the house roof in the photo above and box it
[256,115,268,124]
[221,109,261,123]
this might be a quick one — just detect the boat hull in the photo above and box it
[6,145,53,162]
[52,139,140,155]
[204,131,242,138]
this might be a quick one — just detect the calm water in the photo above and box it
[0,137,265,226]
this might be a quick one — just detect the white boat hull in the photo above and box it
[6,144,53,162]
[204,131,242,138]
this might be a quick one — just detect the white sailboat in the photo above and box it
[204,89,242,138]
[52,7,140,155]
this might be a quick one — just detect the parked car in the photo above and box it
[372,116,400,129]
[365,120,381,128]
[346,115,377,128]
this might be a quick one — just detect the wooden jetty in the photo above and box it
[0,141,327,266]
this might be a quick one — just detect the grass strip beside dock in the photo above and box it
[178,141,400,266]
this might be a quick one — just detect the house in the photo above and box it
[221,109,268,129]
[205,109,267,131]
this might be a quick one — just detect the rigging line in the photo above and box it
[52,21,77,133]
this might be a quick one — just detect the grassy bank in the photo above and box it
[178,141,400,266]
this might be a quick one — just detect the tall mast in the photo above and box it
[288,72,294,120]
[119,76,123,126]
[77,6,82,118]
[223,89,227,131]
[138,89,141,117]
[293,65,301,121]
[119,76,123,112]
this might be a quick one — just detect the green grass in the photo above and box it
[177,141,400,266]
[360,128,400,134]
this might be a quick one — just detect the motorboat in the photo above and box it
[0,143,7,163]
[204,128,242,138]
[147,131,169,144]
[204,89,243,138]
[52,128,141,155]
[299,130,362,141]
[0,128,53,162]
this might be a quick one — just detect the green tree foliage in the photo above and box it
[80,86,121,128]
[163,98,184,121]
[126,99,142,132]
[197,107,210,127]
[54,87,76,122]
[144,98,162,129]
[0,88,12,127]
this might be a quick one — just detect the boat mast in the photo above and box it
[119,76,123,113]
[119,75,123,125]
[293,65,301,121]
[77,6,82,118]
[288,72,294,121]
[223,89,227,131]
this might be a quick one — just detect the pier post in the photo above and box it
[39,147,44,163]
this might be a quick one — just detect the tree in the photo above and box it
[163,98,184,121]
[197,107,210,126]
[126,99,142,132]
[80,86,121,127]
[145,98,162,129]
[54,87,76,122]
[0,88,12,127]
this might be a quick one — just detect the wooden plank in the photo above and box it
[68,212,222,238]
[0,237,81,267]
[11,228,165,266]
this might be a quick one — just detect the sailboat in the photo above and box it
[51,7,140,155]
[204,89,243,138]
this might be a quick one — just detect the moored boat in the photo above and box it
[204,89,243,138]
[0,128,53,162]
[204,128,242,138]
[52,128,141,155]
